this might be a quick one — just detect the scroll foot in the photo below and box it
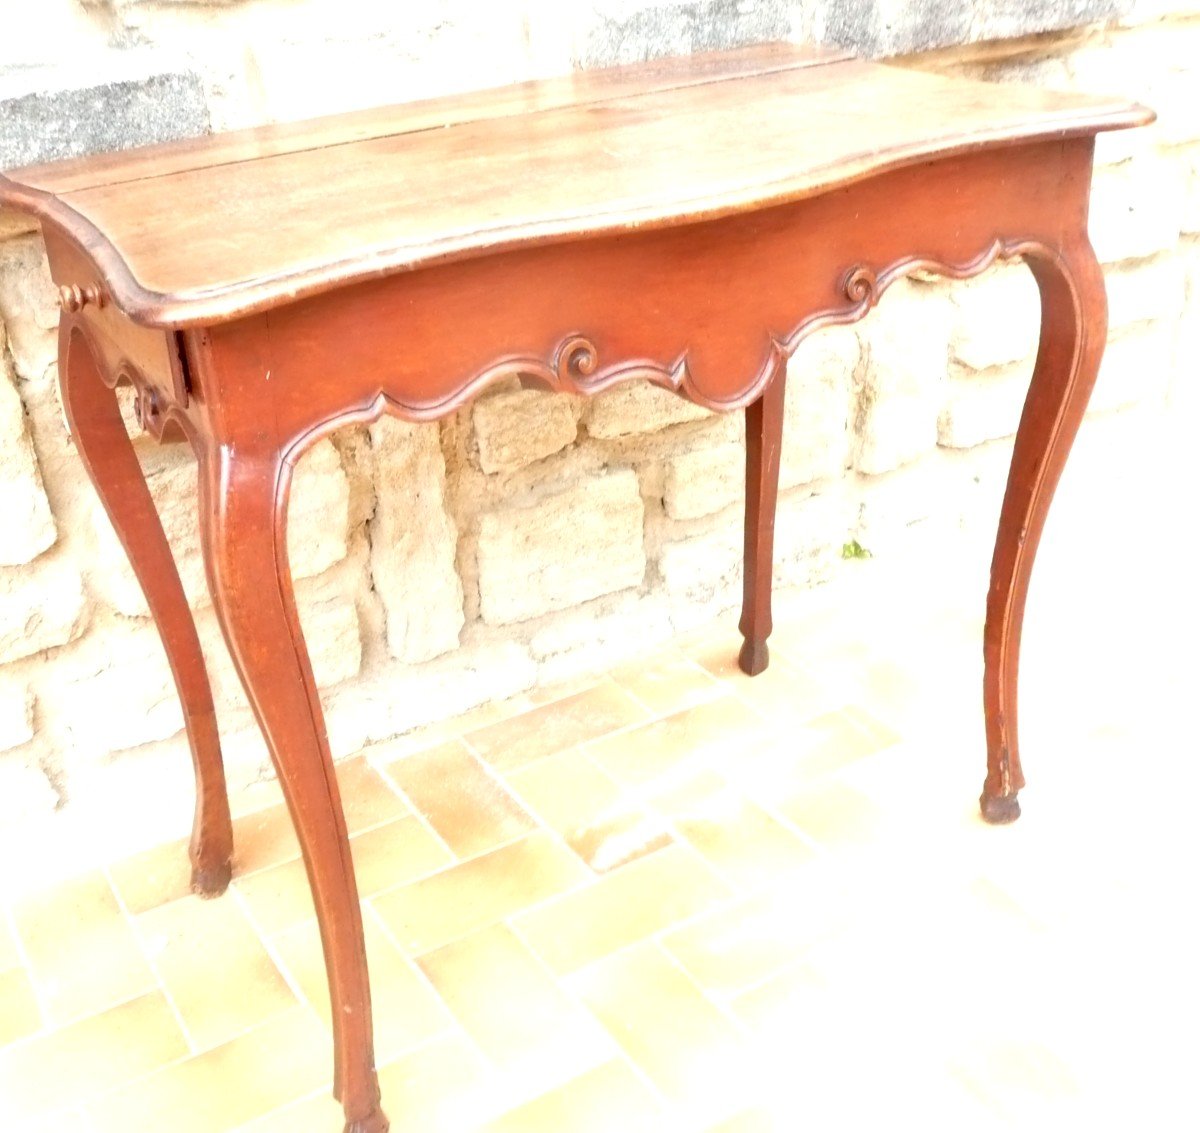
[737,638,769,677]
[979,789,1021,825]
[344,1109,390,1133]
[190,858,233,898]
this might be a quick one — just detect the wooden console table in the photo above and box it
[0,44,1150,1132]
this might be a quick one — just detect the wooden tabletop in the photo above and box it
[1,43,1150,329]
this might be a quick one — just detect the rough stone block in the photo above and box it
[949,264,1040,372]
[0,238,59,382]
[477,469,646,625]
[579,0,791,67]
[0,680,34,753]
[91,438,349,617]
[0,52,209,169]
[663,441,743,520]
[853,456,952,558]
[0,326,57,565]
[472,388,579,474]
[796,0,1124,58]
[781,325,859,489]
[586,382,711,439]
[1105,255,1187,330]
[773,484,856,590]
[658,525,740,605]
[35,616,190,764]
[531,597,675,684]
[1182,153,1200,236]
[198,593,362,715]
[1089,322,1175,413]
[853,279,953,475]
[0,558,86,665]
[370,417,464,663]
[938,365,1031,450]
[326,640,538,752]
[1089,158,1185,265]
[0,752,58,825]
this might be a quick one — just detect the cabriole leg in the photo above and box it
[981,238,1108,823]
[58,321,233,894]
[196,444,386,1133]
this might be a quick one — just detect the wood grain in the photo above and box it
[2,43,1152,1133]
[2,52,1149,328]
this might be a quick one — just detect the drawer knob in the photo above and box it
[58,283,107,312]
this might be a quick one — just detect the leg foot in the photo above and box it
[344,1108,390,1133]
[190,858,233,898]
[737,637,769,676]
[979,789,1021,825]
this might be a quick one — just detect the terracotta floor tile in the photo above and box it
[235,1088,343,1133]
[271,912,452,1064]
[508,749,673,872]
[584,694,766,790]
[690,640,848,724]
[13,870,157,1025]
[0,912,21,972]
[26,1106,97,1133]
[0,992,187,1120]
[704,1109,778,1132]
[610,649,724,716]
[512,843,729,975]
[663,889,844,998]
[653,772,816,891]
[418,924,613,1094]
[568,942,755,1125]
[336,755,412,829]
[0,966,42,1047]
[236,814,452,935]
[133,892,296,1052]
[481,1059,665,1133]
[86,1007,331,1133]
[768,779,889,850]
[372,832,591,956]
[227,757,409,882]
[107,837,195,916]
[230,804,303,876]
[948,1036,1082,1125]
[384,740,535,858]
[375,1032,505,1133]
[466,681,647,773]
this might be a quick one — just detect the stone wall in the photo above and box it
[1,2,1198,841]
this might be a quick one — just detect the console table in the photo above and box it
[0,43,1150,1132]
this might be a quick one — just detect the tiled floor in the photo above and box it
[2,403,1198,1132]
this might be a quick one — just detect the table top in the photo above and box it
[1,43,1150,329]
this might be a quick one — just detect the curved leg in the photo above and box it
[981,238,1108,823]
[739,359,786,675]
[58,321,233,894]
[196,444,386,1133]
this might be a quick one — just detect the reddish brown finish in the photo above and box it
[0,45,1150,1132]
[56,316,232,896]
[740,360,787,677]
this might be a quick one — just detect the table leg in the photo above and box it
[57,321,233,894]
[981,238,1108,823]
[196,445,386,1133]
[739,359,786,676]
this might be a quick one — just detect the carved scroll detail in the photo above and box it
[783,237,1031,354]
[279,237,1054,465]
[64,317,190,445]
